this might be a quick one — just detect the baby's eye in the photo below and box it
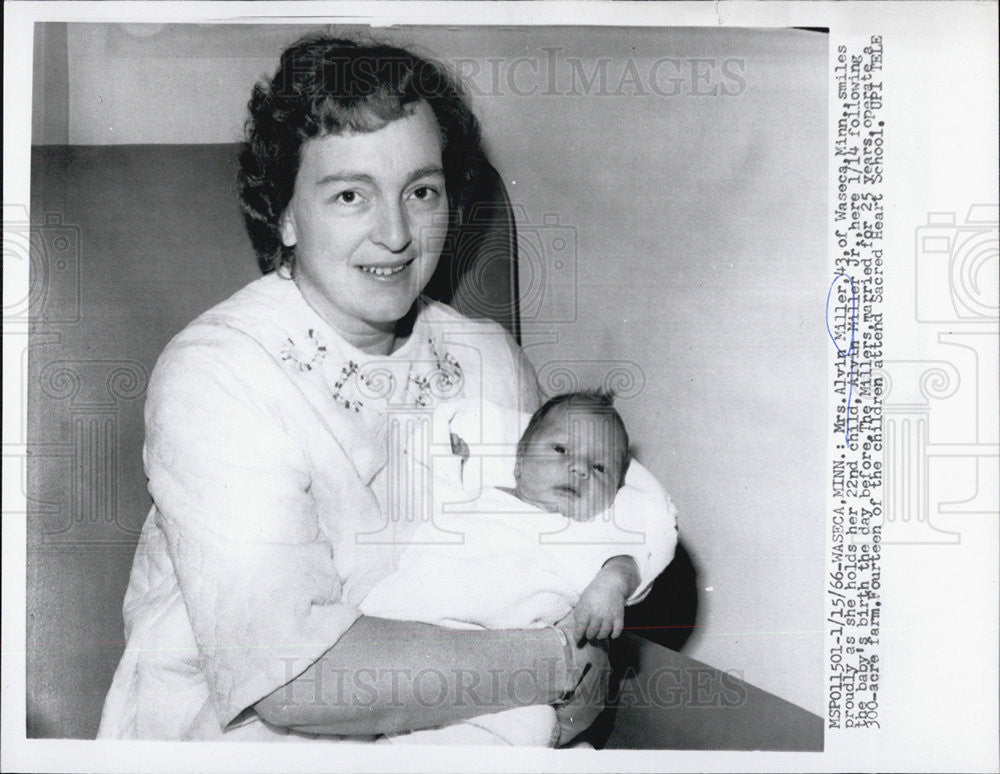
[593,463,605,474]
[552,444,566,454]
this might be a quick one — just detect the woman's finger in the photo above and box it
[611,616,624,639]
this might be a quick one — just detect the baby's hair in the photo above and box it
[518,389,631,487]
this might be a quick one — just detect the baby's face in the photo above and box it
[514,404,626,521]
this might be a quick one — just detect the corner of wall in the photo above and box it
[31,22,69,145]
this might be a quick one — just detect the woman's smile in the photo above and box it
[358,258,416,279]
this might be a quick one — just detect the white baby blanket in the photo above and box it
[360,400,678,744]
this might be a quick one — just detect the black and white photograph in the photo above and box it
[3,2,997,772]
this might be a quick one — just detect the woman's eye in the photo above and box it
[552,444,566,454]
[409,186,441,203]
[335,190,365,205]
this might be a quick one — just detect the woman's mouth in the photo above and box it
[358,259,414,279]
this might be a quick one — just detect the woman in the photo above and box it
[98,35,609,743]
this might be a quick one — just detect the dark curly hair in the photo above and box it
[238,35,486,274]
[518,390,632,488]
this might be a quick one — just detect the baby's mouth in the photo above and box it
[553,484,580,498]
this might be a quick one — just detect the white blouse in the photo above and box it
[97,272,540,740]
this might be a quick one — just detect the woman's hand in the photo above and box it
[552,616,612,746]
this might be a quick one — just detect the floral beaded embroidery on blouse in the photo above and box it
[407,337,463,407]
[281,327,464,414]
[280,329,327,372]
[334,336,463,413]
[331,361,369,413]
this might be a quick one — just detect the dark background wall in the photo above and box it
[28,23,827,737]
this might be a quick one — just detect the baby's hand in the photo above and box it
[572,572,628,643]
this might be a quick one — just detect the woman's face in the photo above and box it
[280,100,449,346]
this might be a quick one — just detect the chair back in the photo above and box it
[423,161,521,342]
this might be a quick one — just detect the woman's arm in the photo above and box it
[254,616,602,735]
[148,318,604,738]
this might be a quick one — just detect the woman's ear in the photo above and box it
[279,209,297,248]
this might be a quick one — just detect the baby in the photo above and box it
[361,390,678,746]
[495,390,641,643]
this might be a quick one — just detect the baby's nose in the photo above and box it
[569,461,589,479]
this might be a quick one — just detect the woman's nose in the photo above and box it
[371,200,413,253]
